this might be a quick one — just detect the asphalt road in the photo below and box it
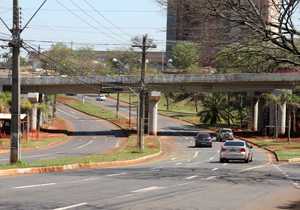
[0,95,299,209]
[0,103,125,165]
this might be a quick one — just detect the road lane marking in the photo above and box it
[171,158,177,160]
[193,152,198,158]
[175,163,182,165]
[186,175,198,180]
[57,109,79,119]
[239,163,270,172]
[54,203,88,210]
[211,168,218,171]
[14,183,57,189]
[76,140,93,149]
[106,172,127,177]
[168,129,188,140]
[132,186,165,193]
[200,176,217,180]
[223,163,228,166]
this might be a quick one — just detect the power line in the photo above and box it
[84,0,132,38]
[55,0,128,45]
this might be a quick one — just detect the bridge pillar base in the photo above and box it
[148,91,161,136]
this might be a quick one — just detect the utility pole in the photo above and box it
[132,35,156,149]
[1,0,47,163]
[10,0,21,163]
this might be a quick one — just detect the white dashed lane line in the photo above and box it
[211,168,219,171]
[54,203,88,210]
[14,183,57,189]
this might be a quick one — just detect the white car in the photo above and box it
[96,94,106,101]
[220,140,253,163]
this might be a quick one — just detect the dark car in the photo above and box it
[194,133,212,147]
[40,72,51,76]
[274,66,300,73]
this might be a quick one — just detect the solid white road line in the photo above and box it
[211,168,219,171]
[132,186,165,193]
[14,183,57,189]
[76,140,93,149]
[185,175,198,180]
[54,203,88,210]
[106,172,127,177]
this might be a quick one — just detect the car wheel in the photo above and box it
[224,159,229,163]
[250,155,253,162]
[195,144,197,148]
[245,158,249,163]
[220,159,224,163]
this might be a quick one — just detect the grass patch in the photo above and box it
[248,139,300,147]
[64,100,128,129]
[0,135,160,170]
[275,149,300,160]
[0,135,66,151]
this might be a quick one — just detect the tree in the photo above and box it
[170,41,201,70]
[281,90,300,142]
[155,0,300,67]
[197,92,234,125]
[106,47,141,75]
[42,43,71,75]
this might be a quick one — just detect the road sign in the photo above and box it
[201,85,214,92]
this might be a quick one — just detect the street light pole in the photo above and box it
[113,58,122,118]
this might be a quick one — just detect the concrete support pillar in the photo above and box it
[28,92,39,132]
[258,98,265,132]
[148,91,161,136]
[278,102,286,137]
[251,97,259,131]
[29,103,38,131]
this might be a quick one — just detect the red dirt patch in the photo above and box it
[57,95,80,103]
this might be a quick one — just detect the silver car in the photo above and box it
[216,128,234,141]
[219,140,253,163]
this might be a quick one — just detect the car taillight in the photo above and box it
[239,148,246,152]
[220,133,223,136]
[208,137,211,141]
[232,134,234,137]
[221,148,227,152]
[197,138,200,140]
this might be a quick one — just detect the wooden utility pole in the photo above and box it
[132,35,156,149]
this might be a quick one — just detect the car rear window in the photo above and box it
[197,134,210,138]
[222,129,232,133]
[224,142,244,146]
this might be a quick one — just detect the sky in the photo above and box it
[0,0,167,57]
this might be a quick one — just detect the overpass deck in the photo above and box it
[0,73,299,94]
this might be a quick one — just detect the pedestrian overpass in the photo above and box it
[1,73,298,137]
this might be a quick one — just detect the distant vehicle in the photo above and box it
[36,74,40,78]
[96,94,106,101]
[194,132,212,147]
[274,66,300,73]
[220,140,253,163]
[66,93,77,96]
[60,74,68,77]
[216,128,234,141]
[40,72,50,76]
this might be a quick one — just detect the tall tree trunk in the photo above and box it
[240,96,243,129]
[228,94,230,126]
[166,94,169,110]
[275,104,278,138]
[194,93,198,113]
[288,107,291,142]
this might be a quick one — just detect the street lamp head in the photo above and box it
[168,59,173,63]
[112,58,118,62]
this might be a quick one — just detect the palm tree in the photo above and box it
[197,92,234,125]
[263,93,283,138]
[281,90,300,142]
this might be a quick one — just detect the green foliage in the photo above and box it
[21,100,32,110]
[12,159,29,167]
[197,93,234,125]
[170,41,201,69]
[214,42,293,73]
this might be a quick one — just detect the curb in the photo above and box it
[0,150,162,177]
